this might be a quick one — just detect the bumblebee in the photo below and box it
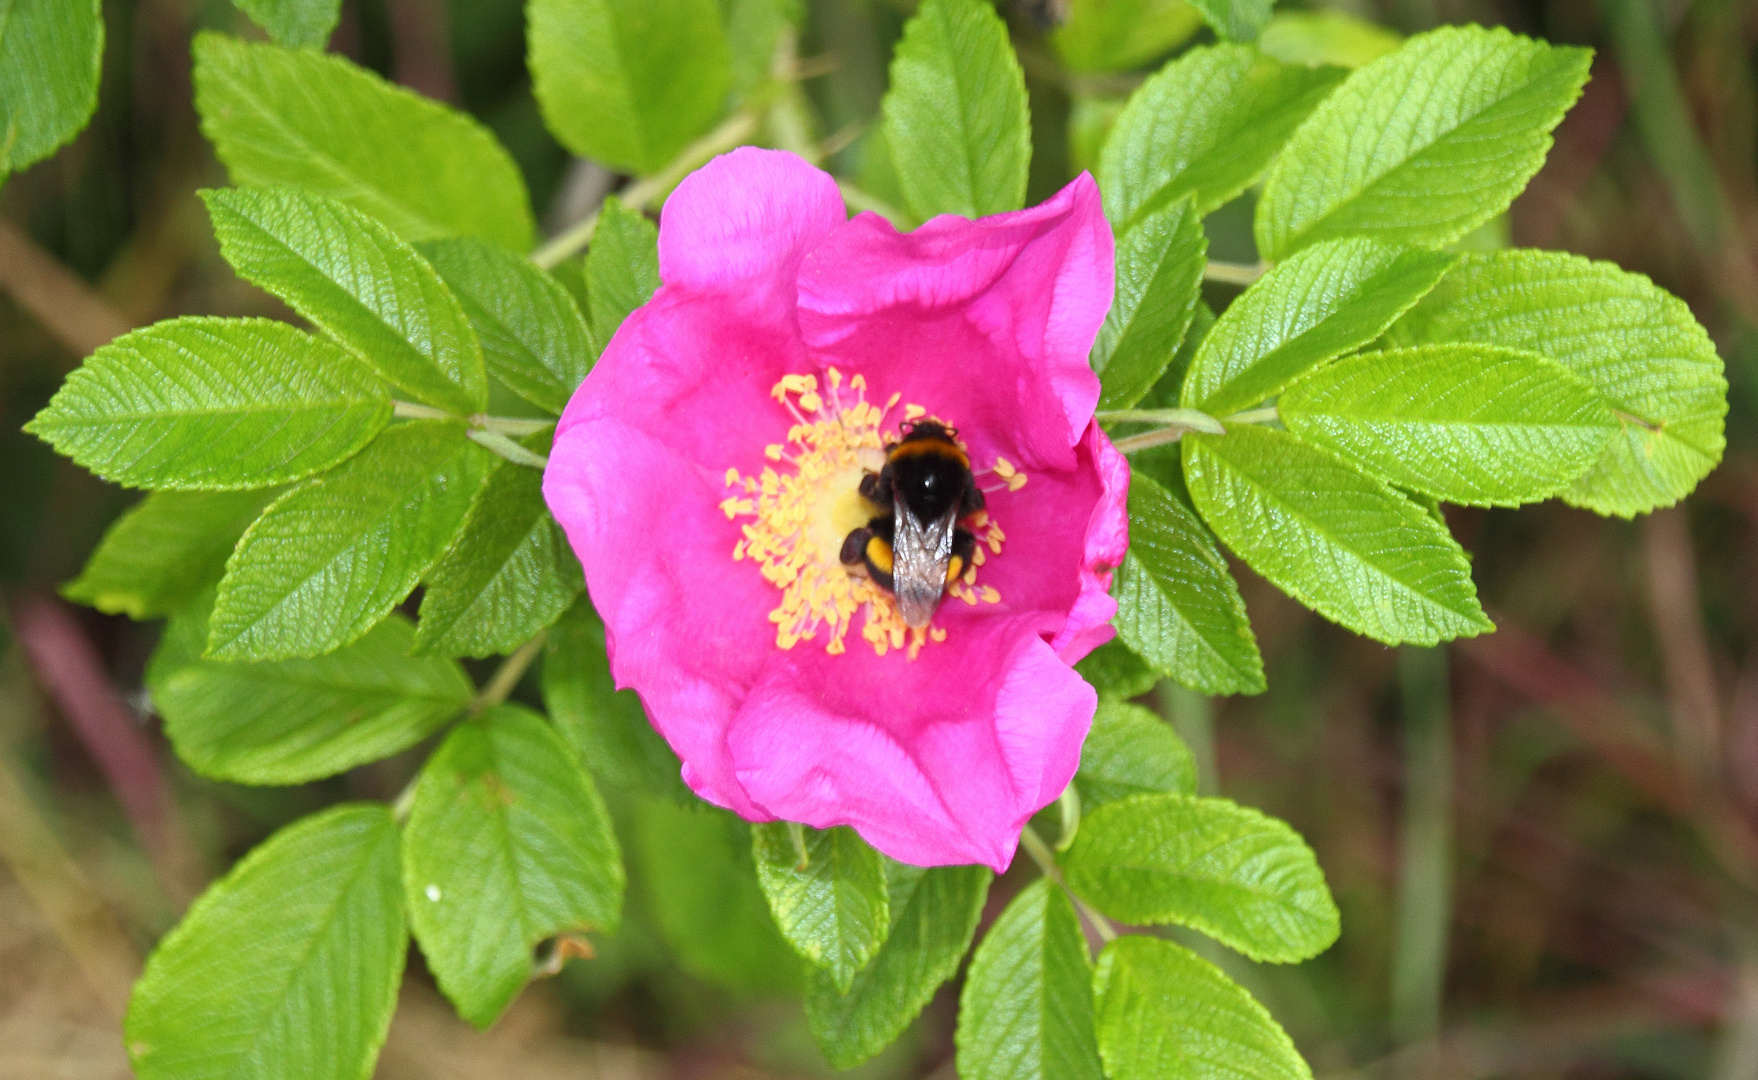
[840,421,985,628]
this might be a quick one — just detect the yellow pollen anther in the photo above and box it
[721,369,1014,658]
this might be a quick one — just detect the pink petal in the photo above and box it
[725,617,1096,870]
[796,173,1114,468]
[658,147,846,314]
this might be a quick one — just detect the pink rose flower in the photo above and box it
[543,148,1127,871]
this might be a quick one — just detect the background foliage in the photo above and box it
[1,0,1756,1077]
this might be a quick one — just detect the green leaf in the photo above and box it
[1186,0,1273,43]
[955,879,1103,1080]
[1259,10,1401,69]
[420,237,593,414]
[1183,425,1490,645]
[1075,638,1159,700]
[726,0,799,97]
[806,862,991,1069]
[633,799,804,994]
[584,197,662,358]
[1094,936,1311,1080]
[542,599,689,801]
[1064,793,1339,962]
[209,420,490,661]
[1279,344,1619,507]
[1077,700,1198,808]
[1099,46,1343,231]
[205,187,488,415]
[27,317,390,491]
[231,0,340,48]
[404,703,623,1028]
[63,489,276,619]
[528,0,733,175]
[1255,25,1592,260]
[1114,473,1263,696]
[1051,0,1203,75]
[752,823,891,993]
[193,34,534,250]
[1384,249,1728,518]
[0,0,103,175]
[149,593,471,785]
[1180,238,1455,418]
[881,0,1031,220]
[1095,198,1206,411]
[125,805,405,1080]
[416,436,582,658]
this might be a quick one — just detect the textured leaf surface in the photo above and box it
[149,594,469,784]
[27,317,389,491]
[1256,25,1592,259]
[753,824,890,992]
[1095,936,1311,1080]
[528,0,732,174]
[63,489,275,619]
[1385,249,1728,517]
[205,187,487,415]
[125,805,405,1080]
[1075,638,1160,700]
[807,863,991,1069]
[209,421,490,661]
[1052,0,1201,74]
[1186,0,1273,43]
[232,0,340,48]
[1094,198,1206,410]
[194,34,532,250]
[634,800,804,993]
[420,237,592,414]
[882,0,1031,220]
[1064,793,1339,962]
[955,879,1103,1080]
[0,0,103,174]
[1099,46,1342,230]
[542,600,688,800]
[1076,700,1198,808]
[1181,238,1455,417]
[1184,425,1490,645]
[584,198,662,358]
[1259,10,1402,69]
[416,437,582,658]
[1114,474,1263,696]
[1280,344,1618,506]
[404,704,623,1028]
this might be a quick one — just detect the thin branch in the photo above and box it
[1111,426,1193,454]
[531,108,764,269]
[471,631,550,715]
[468,429,550,468]
[1095,407,1224,434]
[1054,782,1082,852]
[473,415,553,436]
[0,217,133,360]
[1020,824,1118,943]
[392,400,454,421]
[1223,406,1280,425]
[1205,259,1269,287]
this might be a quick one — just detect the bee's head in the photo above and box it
[897,419,957,445]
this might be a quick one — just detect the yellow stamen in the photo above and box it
[720,369,1022,657]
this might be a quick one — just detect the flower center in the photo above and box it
[721,369,1023,659]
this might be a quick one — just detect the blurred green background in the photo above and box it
[4,0,1758,1076]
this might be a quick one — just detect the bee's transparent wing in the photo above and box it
[891,502,956,628]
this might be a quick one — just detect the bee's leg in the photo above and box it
[945,527,978,586]
[961,473,985,515]
[860,464,894,507]
[839,527,871,566]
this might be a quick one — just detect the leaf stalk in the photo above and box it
[1020,824,1118,943]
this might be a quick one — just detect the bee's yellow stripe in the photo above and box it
[888,437,969,469]
[865,535,894,575]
